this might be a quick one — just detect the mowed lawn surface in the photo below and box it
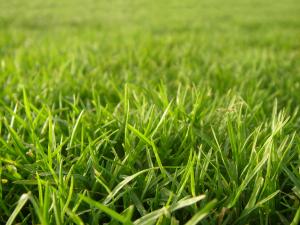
[1,0,300,224]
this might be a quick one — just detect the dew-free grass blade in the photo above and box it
[80,195,133,225]
[104,168,157,204]
[184,199,217,225]
[6,193,30,225]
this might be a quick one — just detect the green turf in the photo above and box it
[1,0,300,224]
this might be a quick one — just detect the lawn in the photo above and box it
[0,0,300,224]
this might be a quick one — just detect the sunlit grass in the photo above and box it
[0,0,300,224]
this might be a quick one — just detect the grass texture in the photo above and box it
[0,0,300,224]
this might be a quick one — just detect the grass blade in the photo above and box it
[6,193,30,225]
[80,195,132,224]
[185,199,217,225]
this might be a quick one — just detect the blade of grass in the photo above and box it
[185,199,217,225]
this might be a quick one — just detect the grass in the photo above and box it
[0,0,300,224]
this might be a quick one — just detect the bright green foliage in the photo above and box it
[0,0,300,224]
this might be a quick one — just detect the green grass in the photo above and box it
[0,0,300,224]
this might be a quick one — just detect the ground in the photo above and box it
[0,0,300,224]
